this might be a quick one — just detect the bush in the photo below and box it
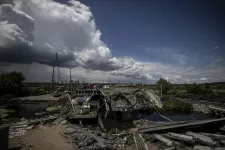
[0,71,25,96]
[163,99,193,113]
[28,87,46,95]
[174,91,188,98]
[161,95,171,101]
[0,107,15,120]
[156,78,172,94]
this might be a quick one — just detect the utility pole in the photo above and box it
[51,66,55,93]
[161,84,162,97]
[69,68,72,91]
[56,53,60,84]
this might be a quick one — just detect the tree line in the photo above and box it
[0,72,26,97]
[156,78,213,95]
[0,71,216,98]
[0,71,47,97]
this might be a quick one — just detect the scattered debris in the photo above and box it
[63,124,131,150]
[64,127,76,134]
[9,127,27,139]
[186,131,216,146]
[133,133,148,150]
[6,88,225,150]
[164,147,175,150]
[154,134,173,147]
[60,120,67,125]
[53,117,65,125]
[139,118,225,133]
[200,133,225,140]
[26,125,34,130]
[109,89,163,112]
[194,145,212,150]
[214,147,225,150]
[165,132,194,143]
[192,104,210,114]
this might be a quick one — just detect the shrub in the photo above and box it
[163,99,193,113]
[161,95,171,101]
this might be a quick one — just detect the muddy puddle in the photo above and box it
[19,103,48,118]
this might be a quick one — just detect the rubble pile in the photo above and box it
[140,131,225,150]
[64,125,129,150]
[109,89,163,112]
[9,118,33,139]
[8,115,58,139]
[7,114,225,150]
[193,103,210,114]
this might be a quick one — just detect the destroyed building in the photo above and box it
[107,89,163,112]
[63,88,163,121]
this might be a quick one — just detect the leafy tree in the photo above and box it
[189,83,202,94]
[203,83,213,94]
[185,82,189,93]
[156,78,172,94]
[0,71,25,96]
[204,83,210,90]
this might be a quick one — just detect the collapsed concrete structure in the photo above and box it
[63,88,163,122]
[10,87,163,122]
[107,88,163,112]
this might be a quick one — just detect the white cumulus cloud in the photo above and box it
[0,0,124,70]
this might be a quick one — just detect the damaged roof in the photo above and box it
[104,88,163,112]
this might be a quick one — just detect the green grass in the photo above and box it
[214,89,225,93]
[0,107,15,119]
[163,99,193,113]
[46,106,62,112]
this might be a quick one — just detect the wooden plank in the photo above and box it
[165,132,194,143]
[186,132,216,146]
[133,133,139,150]
[139,134,149,150]
[209,105,225,113]
[139,118,225,133]
[133,133,148,150]
[138,121,188,130]
[200,133,225,140]
[154,134,173,147]
[97,113,105,131]
[69,112,97,119]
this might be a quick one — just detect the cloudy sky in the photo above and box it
[0,0,225,84]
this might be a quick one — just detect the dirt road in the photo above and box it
[9,124,73,150]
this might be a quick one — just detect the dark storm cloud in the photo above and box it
[0,44,76,67]
[0,0,13,5]
[0,1,129,72]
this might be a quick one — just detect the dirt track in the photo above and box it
[9,124,72,150]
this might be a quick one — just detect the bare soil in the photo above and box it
[9,124,73,150]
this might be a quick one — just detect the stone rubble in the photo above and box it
[193,103,210,114]
[61,121,225,150]
[194,145,212,150]
[63,124,129,150]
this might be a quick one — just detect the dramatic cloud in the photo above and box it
[0,0,125,70]
[111,58,155,80]
[0,0,224,83]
